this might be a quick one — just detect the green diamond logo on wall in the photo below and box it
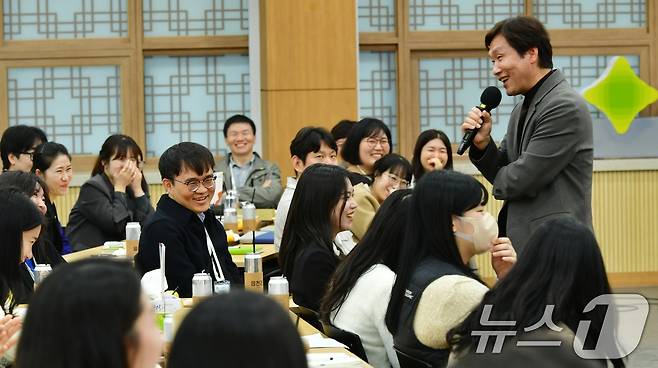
[582,56,658,134]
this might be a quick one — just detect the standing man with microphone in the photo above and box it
[461,16,593,253]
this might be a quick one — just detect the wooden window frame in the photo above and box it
[358,0,658,159]
[0,0,249,173]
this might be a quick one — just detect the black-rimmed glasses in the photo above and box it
[20,151,35,161]
[173,175,216,192]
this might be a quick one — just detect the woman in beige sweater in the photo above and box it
[351,154,411,242]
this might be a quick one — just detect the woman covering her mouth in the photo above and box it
[66,134,154,252]
[411,129,453,186]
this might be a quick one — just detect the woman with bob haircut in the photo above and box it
[67,134,154,251]
[385,170,516,367]
[341,118,392,186]
[350,153,411,242]
[0,171,65,268]
[321,189,412,368]
[32,142,73,255]
[279,163,357,311]
[0,188,43,313]
[411,129,453,183]
[169,291,308,368]
[447,217,624,368]
[15,258,163,368]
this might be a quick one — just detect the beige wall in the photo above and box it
[471,170,658,286]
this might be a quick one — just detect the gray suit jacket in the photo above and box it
[215,152,283,208]
[470,70,593,253]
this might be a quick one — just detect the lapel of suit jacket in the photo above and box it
[517,70,565,155]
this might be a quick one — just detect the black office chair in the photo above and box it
[320,320,369,362]
[291,305,323,331]
[394,346,434,368]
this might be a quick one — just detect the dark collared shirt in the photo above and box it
[136,194,241,297]
[229,153,255,189]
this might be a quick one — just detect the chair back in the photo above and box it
[320,320,369,362]
[394,346,434,368]
[292,305,323,331]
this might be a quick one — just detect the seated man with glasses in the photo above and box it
[351,153,412,242]
[0,125,48,172]
[136,142,241,298]
[215,114,283,208]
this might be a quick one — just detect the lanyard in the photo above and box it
[25,262,35,281]
[203,226,225,281]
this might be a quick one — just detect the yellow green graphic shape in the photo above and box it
[582,56,658,134]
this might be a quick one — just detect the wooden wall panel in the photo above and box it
[591,171,658,272]
[470,170,658,285]
[52,187,80,226]
[260,0,358,174]
[260,0,357,90]
[262,89,358,172]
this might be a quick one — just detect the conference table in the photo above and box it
[63,208,278,265]
[171,298,371,367]
[63,243,278,268]
[292,310,372,367]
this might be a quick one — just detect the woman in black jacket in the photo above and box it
[0,188,43,314]
[279,164,358,311]
[0,171,65,268]
[66,135,154,251]
[33,142,73,255]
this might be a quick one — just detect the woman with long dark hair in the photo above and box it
[341,118,392,186]
[447,217,624,368]
[169,291,308,368]
[411,129,453,183]
[15,258,163,368]
[351,154,411,242]
[385,170,516,367]
[66,134,154,251]
[0,188,43,314]
[32,142,73,255]
[0,171,65,268]
[321,189,412,368]
[279,163,357,311]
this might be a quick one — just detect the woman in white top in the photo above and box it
[321,189,412,368]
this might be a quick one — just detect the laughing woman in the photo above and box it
[279,164,357,311]
[32,142,73,255]
[341,118,392,186]
[350,154,411,242]
[0,188,43,314]
[0,171,65,269]
[66,135,154,251]
[411,129,453,184]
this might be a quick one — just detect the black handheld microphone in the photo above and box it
[457,86,502,155]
